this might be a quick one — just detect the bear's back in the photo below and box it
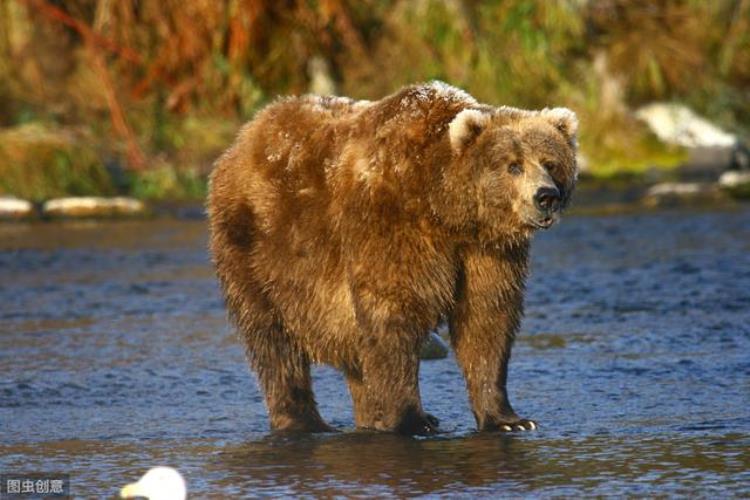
[211,82,478,247]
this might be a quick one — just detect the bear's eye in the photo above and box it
[508,163,523,175]
[543,161,558,171]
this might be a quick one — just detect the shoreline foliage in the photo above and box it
[1,0,747,199]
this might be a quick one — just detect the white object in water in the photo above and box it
[719,170,750,188]
[646,182,707,197]
[0,196,33,218]
[42,196,145,217]
[120,466,187,500]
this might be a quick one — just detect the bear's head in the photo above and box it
[440,105,579,241]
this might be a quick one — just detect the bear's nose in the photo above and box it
[534,186,561,213]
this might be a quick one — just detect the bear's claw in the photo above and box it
[413,413,440,435]
[397,410,440,435]
[485,418,537,432]
[500,419,536,432]
[425,413,440,428]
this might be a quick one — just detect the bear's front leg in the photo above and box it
[347,335,438,435]
[449,243,537,432]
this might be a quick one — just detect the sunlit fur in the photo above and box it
[207,82,578,433]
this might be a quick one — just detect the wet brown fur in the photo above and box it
[207,83,578,434]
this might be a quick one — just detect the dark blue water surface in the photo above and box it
[1,208,749,497]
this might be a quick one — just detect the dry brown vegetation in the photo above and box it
[0,0,748,199]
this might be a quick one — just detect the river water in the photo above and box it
[1,207,748,497]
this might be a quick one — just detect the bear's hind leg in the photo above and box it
[210,201,331,433]
[247,325,333,433]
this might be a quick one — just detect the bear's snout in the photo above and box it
[530,185,563,229]
[534,186,561,213]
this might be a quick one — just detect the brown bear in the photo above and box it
[207,81,578,435]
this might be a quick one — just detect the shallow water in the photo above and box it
[1,209,749,497]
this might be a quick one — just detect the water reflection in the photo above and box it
[1,431,747,496]
[218,433,535,495]
[211,432,750,496]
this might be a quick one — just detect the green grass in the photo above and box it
[0,123,115,202]
[127,165,207,201]
[1,0,747,201]
[581,129,688,178]
[0,122,216,202]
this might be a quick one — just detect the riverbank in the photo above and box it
[2,173,748,222]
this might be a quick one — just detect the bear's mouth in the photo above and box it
[531,216,556,230]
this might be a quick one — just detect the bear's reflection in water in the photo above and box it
[214,432,539,495]
[210,430,749,496]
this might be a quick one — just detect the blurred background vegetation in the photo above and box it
[0,0,748,201]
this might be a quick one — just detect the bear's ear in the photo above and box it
[541,107,578,143]
[449,109,490,153]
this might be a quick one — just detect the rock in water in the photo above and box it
[420,331,449,360]
[643,182,726,207]
[719,170,750,188]
[636,103,741,177]
[42,197,145,218]
[0,196,34,219]
[719,170,750,199]
[635,103,736,149]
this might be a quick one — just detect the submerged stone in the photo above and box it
[420,331,449,360]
